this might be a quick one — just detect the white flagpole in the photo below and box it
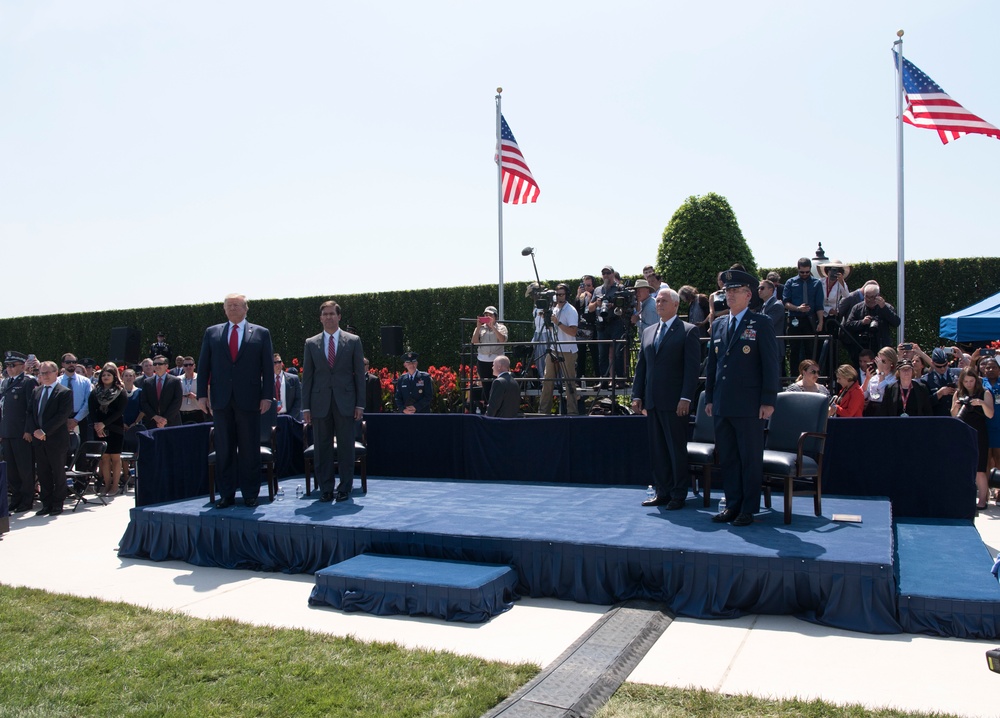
[894,30,906,342]
[495,87,505,321]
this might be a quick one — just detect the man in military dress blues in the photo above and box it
[1,351,38,512]
[394,352,435,413]
[705,269,780,527]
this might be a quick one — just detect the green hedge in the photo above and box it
[3,258,998,371]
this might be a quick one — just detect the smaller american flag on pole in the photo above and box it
[896,52,1000,144]
[498,115,540,204]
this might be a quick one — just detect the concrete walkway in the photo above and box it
[3,494,999,717]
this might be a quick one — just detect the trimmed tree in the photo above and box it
[657,192,757,296]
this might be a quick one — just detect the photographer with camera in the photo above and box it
[862,346,897,416]
[587,266,627,383]
[952,366,995,509]
[783,258,825,371]
[575,275,598,382]
[470,305,508,412]
[539,283,580,415]
[843,282,901,368]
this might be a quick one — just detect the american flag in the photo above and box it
[895,51,1000,144]
[497,115,540,204]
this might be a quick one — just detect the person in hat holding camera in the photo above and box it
[395,352,435,414]
[630,279,657,336]
[470,305,508,413]
[705,269,780,527]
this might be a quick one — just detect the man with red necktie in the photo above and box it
[302,300,365,503]
[197,293,274,508]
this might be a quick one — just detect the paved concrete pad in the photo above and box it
[4,494,1000,717]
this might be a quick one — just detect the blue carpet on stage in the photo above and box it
[895,518,1000,639]
[120,477,902,634]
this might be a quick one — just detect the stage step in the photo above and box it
[308,553,519,623]
[896,518,1000,639]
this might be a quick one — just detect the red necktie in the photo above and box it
[229,324,239,362]
[156,376,163,399]
[274,374,281,404]
[328,334,336,368]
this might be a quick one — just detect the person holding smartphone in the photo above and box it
[470,306,508,413]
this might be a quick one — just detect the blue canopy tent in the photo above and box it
[940,291,1000,341]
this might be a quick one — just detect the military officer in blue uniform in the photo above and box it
[705,269,780,527]
[394,351,435,413]
[1,351,39,512]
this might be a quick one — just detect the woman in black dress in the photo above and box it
[952,367,995,509]
[89,362,128,496]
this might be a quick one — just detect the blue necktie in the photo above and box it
[655,322,667,349]
[729,316,738,344]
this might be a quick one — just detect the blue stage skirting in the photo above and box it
[896,518,1000,639]
[364,414,976,520]
[309,554,519,623]
[119,478,901,635]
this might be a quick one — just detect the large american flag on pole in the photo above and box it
[895,52,1000,144]
[497,115,540,204]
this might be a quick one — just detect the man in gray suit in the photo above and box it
[302,300,365,502]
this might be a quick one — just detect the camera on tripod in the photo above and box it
[597,285,636,325]
[530,285,557,326]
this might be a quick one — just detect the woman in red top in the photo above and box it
[829,364,864,418]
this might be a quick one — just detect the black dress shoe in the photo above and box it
[641,496,670,507]
[334,492,349,502]
[215,497,235,509]
[48,508,63,516]
[34,507,51,517]
[731,512,754,527]
[11,504,34,513]
[665,499,686,511]
[243,498,258,508]
[319,491,334,503]
[711,507,739,523]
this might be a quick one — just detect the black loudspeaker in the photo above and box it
[109,327,141,364]
[380,326,404,357]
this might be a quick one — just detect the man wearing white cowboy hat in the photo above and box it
[630,279,658,338]
[817,260,852,320]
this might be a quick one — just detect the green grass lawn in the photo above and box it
[0,584,961,718]
[0,585,537,717]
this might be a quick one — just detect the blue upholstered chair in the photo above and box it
[686,392,717,508]
[303,420,367,496]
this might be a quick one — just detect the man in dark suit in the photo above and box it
[631,288,701,509]
[706,269,780,527]
[139,355,183,428]
[363,358,383,414]
[272,354,302,420]
[25,361,74,517]
[198,293,274,508]
[759,279,786,377]
[486,355,521,418]
[1,351,38,512]
[302,300,365,502]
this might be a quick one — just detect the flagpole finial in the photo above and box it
[897,29,904,38]
[497,87,503,94]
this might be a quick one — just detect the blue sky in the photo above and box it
[1,1,997,318]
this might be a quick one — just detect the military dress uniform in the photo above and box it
[705,271,780,523]
[394,358,435,413]
[1,351,38,512]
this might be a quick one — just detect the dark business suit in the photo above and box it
[139,373,183,428]
[705,310,780,515]
[631,318,701,501]
[486,371,521,418]
[762,294,786,375]
[277,371,302,419]
[198,320,274,502]
[1,371,38,510]
[879,381,932,417]
[25,383,74,513]
[302,330,365,496]
[364,372,383,413]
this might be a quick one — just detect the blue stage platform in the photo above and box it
[120,477,916,634]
